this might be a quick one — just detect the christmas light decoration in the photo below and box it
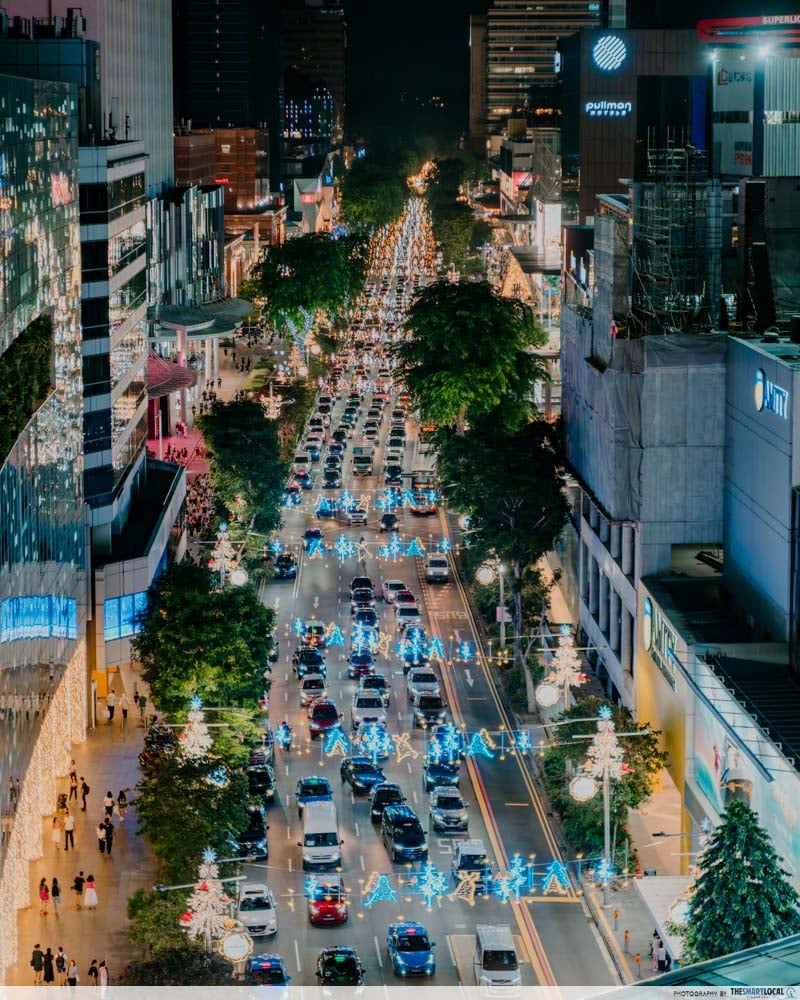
[292,617,305,636]
[304,875,318,898]
[448,871,481,907]
[465,730,496,760]
[536,625,587,710]
[307,537,325,559]
[183,849,232,951]
[415,863,449,909]
[456,641,473,661]
[363,872,397,907]
[323,623,345,647]
[179,696,213,761]
[269,539,283,555]
[438,537,452,553]
[334,534,356,560]
[393,732,419,763]
[275,722,292,750]
[359,724,394,761]
[426,637,446,662]
[405,537,426,558]
[541,859,571,896]
[324,728,351,757]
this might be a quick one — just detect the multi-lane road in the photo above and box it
[242,204,618,988]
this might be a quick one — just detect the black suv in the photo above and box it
[233,801,269,861]
[293,647,326,679]
[381,805,428,863]
[316,947,365,986]
[369,782,405,823]
[274,553,297,579]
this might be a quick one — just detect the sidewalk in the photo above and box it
[5,712,157,986]
[583,880,666,984]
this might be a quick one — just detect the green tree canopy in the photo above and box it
[126,889,190,958]
[134,747,250,883]
[430,200,474,268]
[392,280,547,431]
[199,398,287,536]
[251,232,367,330]
[541,697,668,859]
[132,562,274,716]
[339,156,406,231]
[680,800,800,963]
[116,945,236,986]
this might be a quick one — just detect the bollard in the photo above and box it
[624,929,630,953]
[614,909,620,930]
[634,953,641,979]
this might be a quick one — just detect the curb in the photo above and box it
[582,885,635,985]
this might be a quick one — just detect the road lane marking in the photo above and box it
[286,825,292,840]
[294,939,301,972]
[288,857,293,871]
[412,790,418,804]
[360,854,365,870]
[504,802,529,807]
[354,822,360,837]
[374,935,383,967]
[446,935,457,968]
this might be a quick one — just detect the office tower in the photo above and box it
[0,70,88,973]
[483,0,602,137]
[2,1,174,195]
[280,0,346,139]
[468,14,487,152]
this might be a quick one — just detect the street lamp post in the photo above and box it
[498,565,506,650]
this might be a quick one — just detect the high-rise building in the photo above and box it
[0,71,88,976]
[2,1,174,196]
[468,14,487,152]
[280,0,346,139]
[481,0,603,139]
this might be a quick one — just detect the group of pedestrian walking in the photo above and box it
[30,943,107,987]
[37,877,61,915]
[650,931,672,973]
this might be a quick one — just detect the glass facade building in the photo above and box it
[0,72,88,976]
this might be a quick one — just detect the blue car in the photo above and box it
[246,953,291,986]
[340,755,385,794]
[422,757,461,792]
[295,775,333,818]
[387,922,436,977]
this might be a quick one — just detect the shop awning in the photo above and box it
[147,350,198,398]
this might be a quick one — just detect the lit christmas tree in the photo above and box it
[680,801,800,963]
[182,848,232,951]
[179,696,213,761]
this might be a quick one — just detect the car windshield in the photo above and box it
[311,883,343,902]
[313,704,338,721]
[395,820,425,845]
[323,957,358,979]
[250,967,285,985]
[398,607,418,618]
[398,935,430,952]
[483,950,519,971]
[304,832,339,847]
[299,781,329,797]
[376,788,401,803]
[239,895,272,912]
[437,795,463,809]
[304,679,325,690]
[355,761,380,775]
[299,651,323,663]
[241,817,265,840]
[462,854,489,868]
[418,696,443,710]
[353,589,372,601]
[413,673,437,685]
[357,697,383,709]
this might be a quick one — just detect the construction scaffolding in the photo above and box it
[630,140,722,335]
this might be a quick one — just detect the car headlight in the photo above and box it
[335,903,347,915]
[425,955,435,966]
[432,811,444,823]
[310,904,320,915]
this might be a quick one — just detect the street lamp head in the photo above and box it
[476,564,495,586]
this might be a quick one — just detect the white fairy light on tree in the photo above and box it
[179,696,213,760]
[180,848,233,952]
[536,625,588,710]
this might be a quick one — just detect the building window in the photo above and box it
[103,591,148,641]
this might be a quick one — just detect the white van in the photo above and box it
[299,800,342,871]
[473,925,521,990]
[424,554,449,583]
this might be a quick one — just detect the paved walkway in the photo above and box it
[6,710,157,986]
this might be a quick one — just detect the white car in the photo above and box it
[299,673,327,707]
[382,579,407,603]
[394,604,423,631]
[351,692,387,731]
[406,666,441,703]
[384,447,404,466]
[236,883,277,936]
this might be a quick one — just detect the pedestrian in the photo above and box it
[657,943,667,973]
[30,944,44,985]
[96,821,106,854]
[68,771,78,802]
[80,776,90,812]
[43,947,55,985]
[83,874,98,910]
[99,959,109,987]
[55,947,67,985]
[64,810,75,851]
[106,690,116,723]
[117,789,127,822]
[51,814,62,850]
[103,791,115,817]
[38,877,50,915]
[66,959,78,986]
[119,691,129,727]
[137,693,147,724]
[72,871,85,909]
[87,959,98,985]
[8,775,15,808]
[52,876,62,915]
[103,817,114,856]
[217,377,222,389]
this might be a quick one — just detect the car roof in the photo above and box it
[240,882,271,896]
[456,838,487,853]
[390,921,428,935]
[384,804,417,821]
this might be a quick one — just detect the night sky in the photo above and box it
[344,0,488,143]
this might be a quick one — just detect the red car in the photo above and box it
[394,590,418,607]
[308,875,348,925]
[308,699,341,740]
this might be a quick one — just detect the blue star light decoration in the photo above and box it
[189,695,203,712]
[207,767,228,787]
[428,724,462,763]
[339,490,356,512]
[292,617,305,636]
[202,847,217,865]
[457,641,474,662]
[595,858,615,885]
[363,872,397,908]
[415,863,449,909]
[269,539,283,555]
[360,723,394,761]
[437,537,452,553]
[506,855,529,901]
[492,874,514,903]
[598,704,613,721]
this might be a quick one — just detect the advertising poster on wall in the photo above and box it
[694,690,800,882]
[713,53,755,176]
